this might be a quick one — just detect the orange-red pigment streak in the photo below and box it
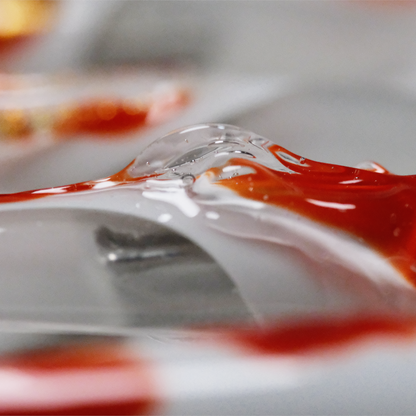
[226,314,416,356]
[3,142,416,284]
[212,144,416,284]
[0,316,415,415]
[53,90,189,137]
[0,342,157,415]
[0,161,158,204]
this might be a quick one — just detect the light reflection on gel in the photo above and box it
[1,124,416,416]
[1,123,416,305]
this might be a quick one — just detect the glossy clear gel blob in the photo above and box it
[1,123,416,328]
[129,124,416,300]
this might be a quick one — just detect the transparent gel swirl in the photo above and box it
[127,124,416,298]
[3,123,416,307]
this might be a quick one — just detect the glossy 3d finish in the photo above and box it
[1,124,416,414]
[3,124,416,294]
[212,148,416,285]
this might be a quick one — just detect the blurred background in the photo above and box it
[3,1,416,79]
[2,1,416,190]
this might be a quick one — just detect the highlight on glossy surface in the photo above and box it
[0,123,414,321]
[128,123,416,295]
[2,123,416,307]
[2,124,416,414]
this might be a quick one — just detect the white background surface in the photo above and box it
[2,2,416,414]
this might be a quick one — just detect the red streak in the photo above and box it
[0,160,155,204]
[3,141,416,287]
[228,314,416,356]
[0,342,157,415]
[53,100,148,137]
[53,91,189,138]
[213,144,416,285]
[0,36,32,57]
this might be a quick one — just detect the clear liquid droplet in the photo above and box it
[182,174,195,186]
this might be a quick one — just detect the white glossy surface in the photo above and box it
[1,80,416,415]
